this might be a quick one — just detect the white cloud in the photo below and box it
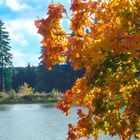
[30,54,40,66]
[14,33,29,46]
[8,19,39,35]
[11,49,27,66]
[5,0,31,11]
[5,21,28,47]
[11,49,40,67]
[0,0,4,6]
[4,19,41,66]
[5,19,41,47]
[19,19,38,36]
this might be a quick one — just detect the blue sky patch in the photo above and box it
[0,0,70,66]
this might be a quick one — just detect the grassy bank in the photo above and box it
[0,90,61,104]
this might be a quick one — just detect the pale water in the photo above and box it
[0,104,135,140]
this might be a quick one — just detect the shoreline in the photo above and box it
[0,93,60,104]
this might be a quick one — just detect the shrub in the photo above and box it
[49,88,61,100]
[7,89,16,99]
[18,82,34,94]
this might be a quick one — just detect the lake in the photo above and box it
[0,104,134,140]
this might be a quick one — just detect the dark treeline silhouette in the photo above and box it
[12,63,85,93]
[0,19,84,93]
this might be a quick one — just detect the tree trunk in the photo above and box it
[2,75,5,93]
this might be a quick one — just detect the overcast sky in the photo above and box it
[0,0,70,67]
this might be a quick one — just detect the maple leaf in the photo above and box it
[35,0,140,139]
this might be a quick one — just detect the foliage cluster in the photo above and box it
[35,0,140,139]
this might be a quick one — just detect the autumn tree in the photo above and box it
[35,0,140,139]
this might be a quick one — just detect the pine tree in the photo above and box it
[0,19,12,92]
[39,46,45,65]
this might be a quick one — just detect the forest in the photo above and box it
[12,63,84,93]
[0,18,84,103]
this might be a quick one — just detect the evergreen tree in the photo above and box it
[0,19,12,92]
[38,46,45,65]
[25,63,37,88]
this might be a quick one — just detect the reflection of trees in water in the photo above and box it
[0,105,12,111]
[40,103,56,108]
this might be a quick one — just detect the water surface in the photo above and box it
[0,104,134,140]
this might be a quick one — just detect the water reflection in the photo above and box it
[0,104,13,111]
[40,103,56,108]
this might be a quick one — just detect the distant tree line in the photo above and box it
[12,63,85,93]
[0,19,84,93]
